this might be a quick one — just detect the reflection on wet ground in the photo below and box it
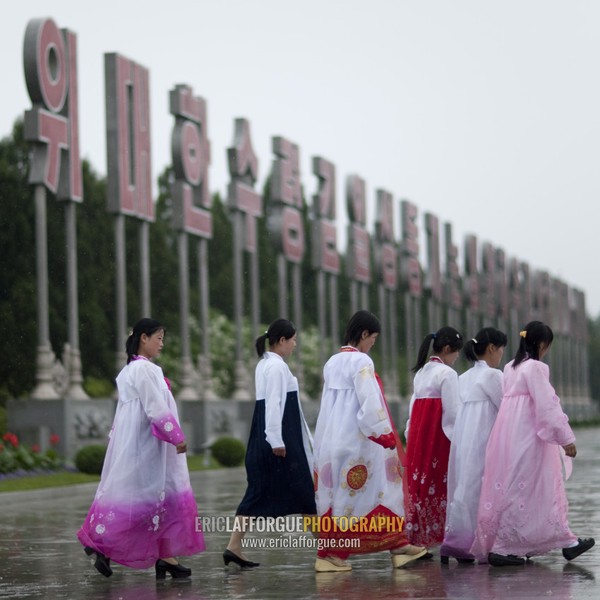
[1,427,598,599]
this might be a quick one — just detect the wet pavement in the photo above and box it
[1,427,599,600]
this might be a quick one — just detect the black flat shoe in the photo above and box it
[223,549,259,568]
[84,546,113,577]
[155,559,192,579]
[563,538,595,561]
[488,552,525,567]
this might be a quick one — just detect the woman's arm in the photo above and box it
[440,369,460,440]
[134,363,185,446]
[529,361,575,446]
[264,362,287,453]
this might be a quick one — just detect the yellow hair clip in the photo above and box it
[519,330,527,338]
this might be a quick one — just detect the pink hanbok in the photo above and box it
[77,358,205,568]
[470,358,577,561]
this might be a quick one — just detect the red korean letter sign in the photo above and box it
[23,18,82,201]
[105,53,153,221]
[311,156,339,274]
[170,85,212,238]
[346,175,371,284]
[227,118,261,251]
[269,137,305,263]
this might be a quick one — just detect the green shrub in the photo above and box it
[211,436,246,467]
[75,444,107,474]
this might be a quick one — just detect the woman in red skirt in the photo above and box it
[404,327,463,551]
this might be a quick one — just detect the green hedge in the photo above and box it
[75,444,107,475]
[211,436,246,467]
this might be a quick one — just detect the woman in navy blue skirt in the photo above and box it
[223,319,316,568]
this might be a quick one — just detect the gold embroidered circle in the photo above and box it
[346,464,368,490]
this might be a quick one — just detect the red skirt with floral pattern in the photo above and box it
[405,398,450,547]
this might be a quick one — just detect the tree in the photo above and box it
[0,120,36,401]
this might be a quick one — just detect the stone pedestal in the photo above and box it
[7,398,116,462]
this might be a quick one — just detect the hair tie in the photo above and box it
[128,330,133,337]
[430,332,437,339]
[471,338,478,344]
[519,330,527,338]
[264,330,269,337]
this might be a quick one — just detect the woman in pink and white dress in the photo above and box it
[77,318,205,578]
[471,321,594,566]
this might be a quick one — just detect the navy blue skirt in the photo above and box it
[236,391,316,517]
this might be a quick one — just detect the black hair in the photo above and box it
[463,327,508,362]
[412,326,463,373]
[513,320,554,367]
[125,318,165,364]
[255,318,296,357]
[343,310,381,346]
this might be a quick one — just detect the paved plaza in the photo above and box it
[1,427,598,600]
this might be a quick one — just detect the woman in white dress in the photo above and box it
[313,310,426,572]
[440,327,507,564]
[77,318,205,578]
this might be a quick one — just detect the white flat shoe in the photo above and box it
[390,545,427,568]
[315,556,352,572]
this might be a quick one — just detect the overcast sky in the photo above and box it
[3,0,600,317]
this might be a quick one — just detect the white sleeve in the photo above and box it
[133,363,185,445]
[264,363,287,449]
[354,364,392,439]
[440,369,460,441]
[404,391,416,441]
[487,369,504,410]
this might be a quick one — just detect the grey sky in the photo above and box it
[3,0,600,316]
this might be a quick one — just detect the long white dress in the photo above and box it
[440,360,502,559]
[77,358,205,568]
[313,348,409,558]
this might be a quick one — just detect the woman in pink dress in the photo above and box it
[471,321,594,566]
[78,318,205,578]
[404,326,463,549]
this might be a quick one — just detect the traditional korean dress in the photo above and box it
[404,357,460,547]
[236,351,316,517]
[77,357,205,568]
[470,358,578,560]
[440,360,502,560]
[313,347,409,559]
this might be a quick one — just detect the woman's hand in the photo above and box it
[272,447,286,457]
[563,443,577,458]
[368,432,396,450]
[176,441,188,454]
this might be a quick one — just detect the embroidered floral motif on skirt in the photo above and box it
[405,397,451,547]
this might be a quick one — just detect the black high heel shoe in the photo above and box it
[155,559,192,579]
[223,549,259,568]
[84,546,113,577]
